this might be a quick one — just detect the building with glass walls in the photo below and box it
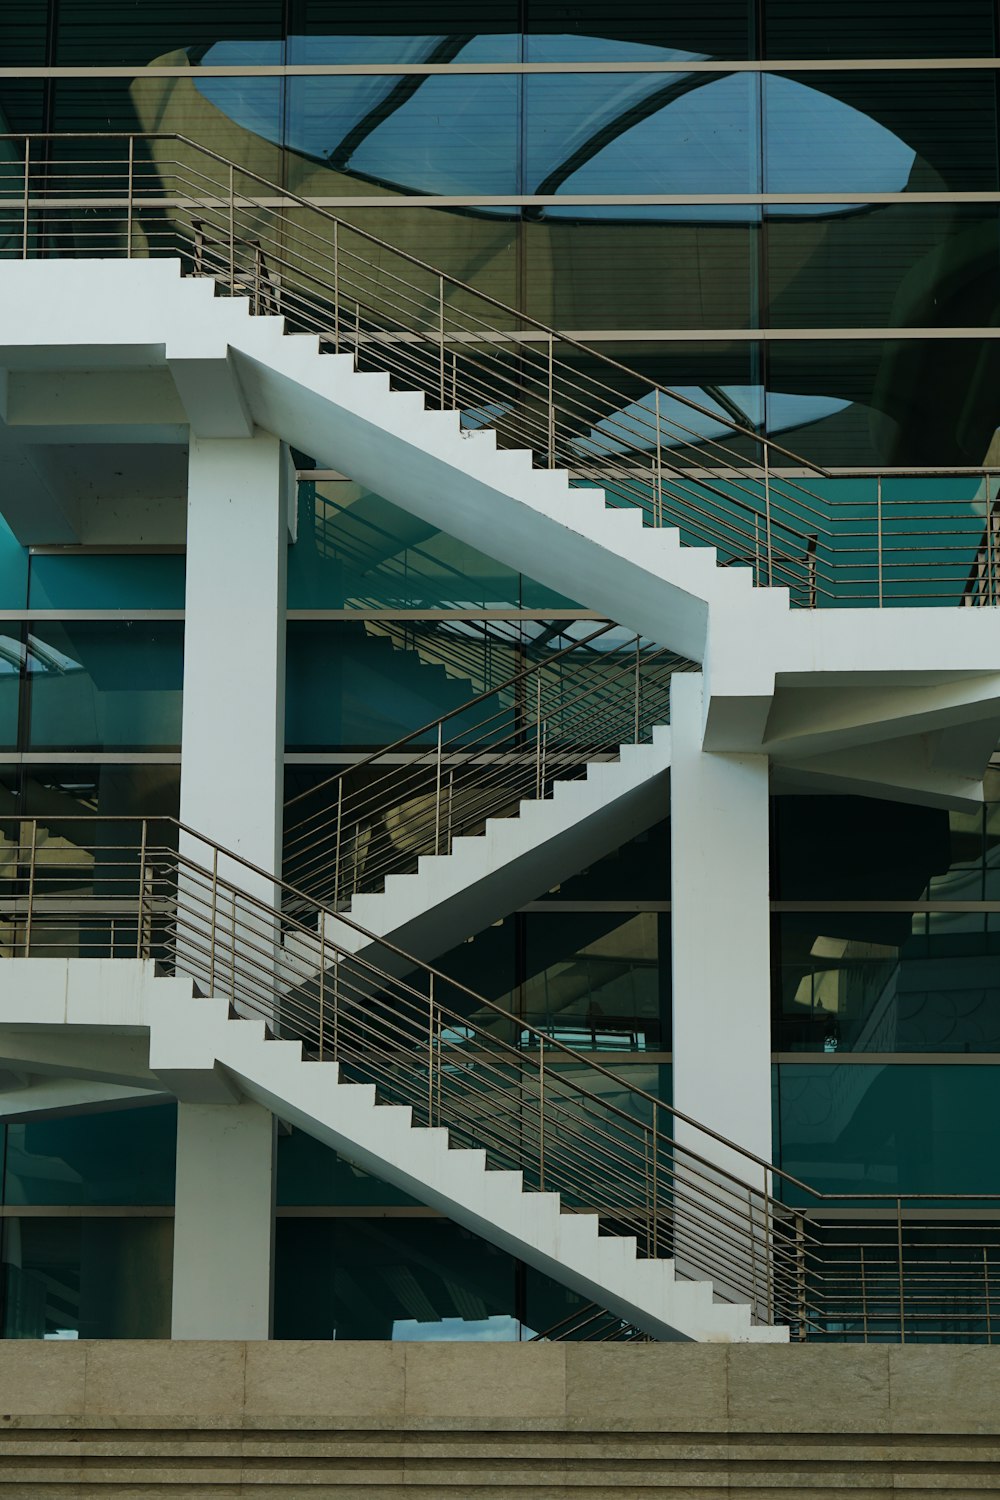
[0,0,998,1389]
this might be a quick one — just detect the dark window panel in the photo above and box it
[0,0,48,66]
[766,203,1000,331]
[55,1,283,66]
[26,621,184,752]
[764,0,999,60]
[526,1,755,61]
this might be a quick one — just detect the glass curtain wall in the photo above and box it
[2,2,1000,463]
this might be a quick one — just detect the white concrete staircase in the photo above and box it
[148,989,784,1344]
[302,726,672,968]
[0,261,791,665]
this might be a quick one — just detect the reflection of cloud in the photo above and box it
[574,386,849,457]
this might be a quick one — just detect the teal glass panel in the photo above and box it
[0,625,20,752]
[764,0,998,59]
[3,1104,177,1207]
[277,1128,420,1207]
[274,1218,520,1340]
[0,513,28,610]
[775,1063,1000,1200]
[522,910,669,1050]
[774,909,1000,1054]
[28,554,185,610]
[526,0,754,60]
[288,481,536,611]
[285,619,522,750]
[27,621,183,750]
[1,1217,172,1339]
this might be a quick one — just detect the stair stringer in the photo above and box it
[147,990,789,1344]
[302,726,673,970]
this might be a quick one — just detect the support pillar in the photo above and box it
[171,1099,275,1339]
[670,672,772,1172]
[180,431,292,896]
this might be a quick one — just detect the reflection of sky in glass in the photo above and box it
[575,386,851,456]
[393,1314,522,1341]
[194,44,917,216]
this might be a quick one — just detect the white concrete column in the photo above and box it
[670,672,772,1172]
[171,1099,275,1339]
[180,431,292,892]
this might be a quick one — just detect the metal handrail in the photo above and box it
[4,812,1000,1341]
[282,623,680,910]
[0,130,833,606]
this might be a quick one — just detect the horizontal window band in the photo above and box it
[2,58,1000,77]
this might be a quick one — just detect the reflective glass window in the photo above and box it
[2,1217,172,1339]
[277,1129,420,1207]
[522,911,669,1050]
[288,1,519,64]
[274,1218,520,1340]
[3,1105,177,1207]
[775,1064,1000,1199]
[523,212,760,331]
[773,910,1000,1054]
[764,72,1000,195]
[26,621,184,751]
[764,0,999,59]
[55,1,283,65]
[525,73,760,198]
[764,338,1000,467]
[765,203,1000,330]
[525,1,755,61]
[28,554,185,611]
[772,795,953,901]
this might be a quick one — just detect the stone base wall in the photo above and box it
[0,1341,997,1495]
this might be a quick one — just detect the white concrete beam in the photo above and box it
[0,1077,166,1122]
[168,350,254,439]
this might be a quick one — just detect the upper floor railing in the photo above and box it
[2,132,998,609]
[2,811,1000,1342]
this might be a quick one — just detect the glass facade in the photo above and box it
[0,0,998,1344]
[3,4,1000,463]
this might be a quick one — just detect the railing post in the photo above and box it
[763,440,773,587]
[438,274,446,409]
[877,473,883,607]
[24,818,37,956]
[332,221,340,353]
[434,721,443,855]
[654,387,663,527]
[228,161,235,293]
[538,1036,545,1190]
[764,1164,774,1325]
[126,135,135,259]
[136,817,147,958]
[897,1197,906,1343]
[334,779,343,907]
[318,918,326,1059]
[428,974,436,1127]
[535,676,543,798]
[21,136,30,260]
[860,1244,869,1342]
[650,1125,659,1258]
[230,888,237,1005]
[795,1211,808,1341]
[634,637,641,743]
[547,335,556,468]
[985,1246,993,1343]
[208,845,218,995]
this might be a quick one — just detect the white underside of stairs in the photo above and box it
[303,726,673,968]
[0,959,787,1344]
